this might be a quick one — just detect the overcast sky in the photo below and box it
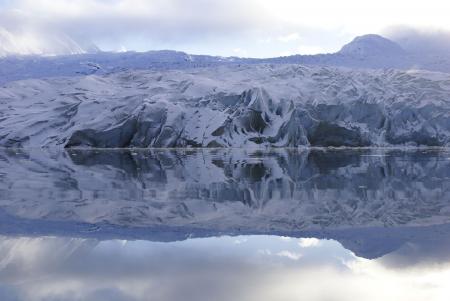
[1,0,450,57]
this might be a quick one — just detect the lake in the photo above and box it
[0,148,450,300]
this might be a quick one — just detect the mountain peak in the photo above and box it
[339,34,406,57]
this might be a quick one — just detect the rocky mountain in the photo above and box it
[1,64,450,148]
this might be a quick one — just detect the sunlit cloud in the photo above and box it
[298,237,321,248]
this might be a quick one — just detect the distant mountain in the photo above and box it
[262,34,450,72]
[1,33,450,85]
[0,49,246,84]
[339,34,406,57]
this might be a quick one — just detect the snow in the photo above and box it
[3,34,450,85]
[1,32,450,263]
[1,64,450,148]
[339,34,406,57]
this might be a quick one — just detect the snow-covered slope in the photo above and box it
[3,34,450,85]
[1,64,450,148]
[0,50,242,84]
[339,34,406,57]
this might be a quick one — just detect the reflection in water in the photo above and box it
[1,148,450,232]
[1,148,450,300]
[0,235,450,301]
[1,149,450,259]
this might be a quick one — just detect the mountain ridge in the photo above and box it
[2,34,450,85]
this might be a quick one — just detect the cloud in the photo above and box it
[298,237,321,248]
[276,250,303,260]
[384,26,450,55]
[2,235,450,301]
[277,33,301,43]
[0,0,273,45]
[2,0,450,57]
[0,0,373,56]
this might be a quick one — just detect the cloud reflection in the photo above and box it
[0,235,449,301]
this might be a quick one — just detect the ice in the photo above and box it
[1,64,450,147]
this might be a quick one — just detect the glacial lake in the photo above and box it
[1,148,450,301]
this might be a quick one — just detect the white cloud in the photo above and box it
[1,0,450,57]
[2,235,450,301]
[232,48,248,57]
[297,45,326,55]
[233,238,248,244]
[277,33,301,43]
[257,249,272,256]
[298,237,321,248]
[277,250,303,260]
[384,26,450,55]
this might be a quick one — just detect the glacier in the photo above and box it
[1,64,450,148]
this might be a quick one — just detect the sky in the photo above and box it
[1,0,450,57]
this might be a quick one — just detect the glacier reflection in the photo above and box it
[1,149,450,300]
[1,148,450,259]
[1,148,450,230]
[0,235,450,301]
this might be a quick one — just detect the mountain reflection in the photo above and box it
[0,148,450,258]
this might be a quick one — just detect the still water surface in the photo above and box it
[0,148,450,300]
